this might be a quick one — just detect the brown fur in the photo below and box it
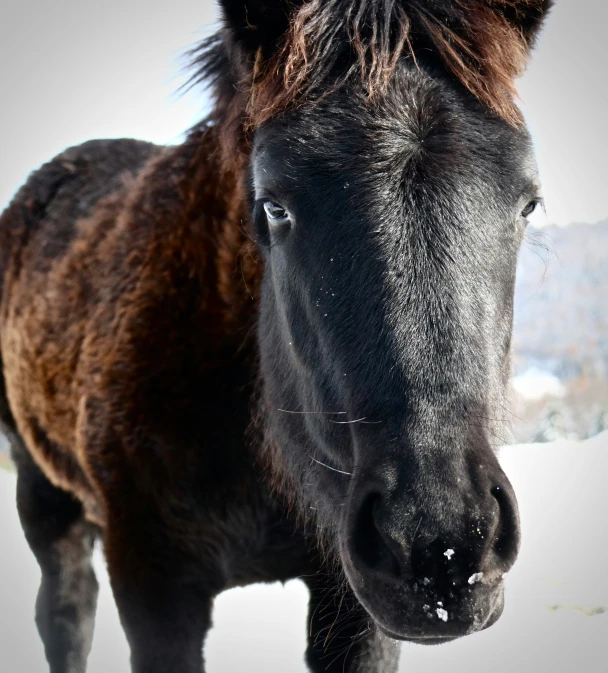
[0,130,259,530]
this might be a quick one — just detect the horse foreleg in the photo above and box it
[103,505,217,673]
[303,573,400,673]
[15,449,99,673]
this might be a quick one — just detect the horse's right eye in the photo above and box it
[252,200,291,248]
[521,199,541,220]
[263,201,289,225]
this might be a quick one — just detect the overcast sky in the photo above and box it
[0,0,606,226]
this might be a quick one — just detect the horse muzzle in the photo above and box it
[338,457,520,641]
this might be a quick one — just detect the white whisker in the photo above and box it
[278,408,347,415]
[310,457,353,476]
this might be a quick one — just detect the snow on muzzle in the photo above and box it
[338,457,520,641]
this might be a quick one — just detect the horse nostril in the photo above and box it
[351,493,401,579]
[490,484,520,567]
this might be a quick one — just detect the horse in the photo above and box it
[0,1,552,671]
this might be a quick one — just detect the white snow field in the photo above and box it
[1,433,607,672]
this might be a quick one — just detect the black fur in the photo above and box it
[252,64,536,641]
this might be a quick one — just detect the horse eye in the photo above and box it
[263,201,289,224]
[521,199,540,219]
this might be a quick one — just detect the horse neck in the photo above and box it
[175,126,260,343]
[117,126,259,356]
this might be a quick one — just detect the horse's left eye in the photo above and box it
[263,201,289,224]
[521,199,540,219]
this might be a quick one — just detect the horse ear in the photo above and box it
[218,0,297,59]
[500,0,554,50]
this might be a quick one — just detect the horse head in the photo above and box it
[208,0,552,642]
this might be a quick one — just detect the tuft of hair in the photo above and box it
[189,0,551,157]
[252,0,551,127]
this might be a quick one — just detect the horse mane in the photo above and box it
[189,0,546,162]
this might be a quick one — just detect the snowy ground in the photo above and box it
[1,434,607,672]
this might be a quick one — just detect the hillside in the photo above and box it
[511,221,608,441]
[514,221,608,380]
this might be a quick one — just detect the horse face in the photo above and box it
[251,69,540,641]
[214,0,551,645]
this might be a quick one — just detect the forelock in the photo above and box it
[249,0,543,128]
